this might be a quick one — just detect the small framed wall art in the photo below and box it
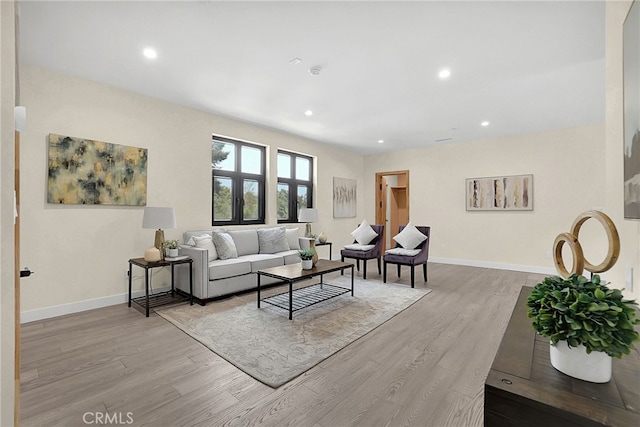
[466,174,533,211]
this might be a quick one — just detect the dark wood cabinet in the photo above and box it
[484,287,640,427]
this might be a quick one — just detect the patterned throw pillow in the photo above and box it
[257,227,290,254]
[212,231,238,260]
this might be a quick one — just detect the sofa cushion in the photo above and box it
[281,250,302,265]
[351,219,378,245]
[257,226,289,254]
[208,257,251,279]
[343,243,375,251]
[227,229,259,256]
[191,234,218,261]
[243,254,285,272]
[286,228,301,250]
[393,222,427,249]
[212,231,238,260]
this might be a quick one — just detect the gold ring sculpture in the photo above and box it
[553,210,620,278]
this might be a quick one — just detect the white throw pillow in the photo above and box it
[286,228,301,250]
[350,219,378,245]
[393,222,427,250]
[191,234,218,262]
[212,231,238,260]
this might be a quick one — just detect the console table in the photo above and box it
[484,286,640,427]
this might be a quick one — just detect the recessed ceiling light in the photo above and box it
[304,110,313,116]
[378,140,384,144]
[143,47,158,60]
[438,68,451,79]
[481,121,490,127]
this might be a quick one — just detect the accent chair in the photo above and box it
[383,225,430,288]
[340,224,385,280]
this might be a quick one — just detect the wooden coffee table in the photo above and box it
[257,259,355,319]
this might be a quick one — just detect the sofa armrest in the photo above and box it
[175,245,208,301]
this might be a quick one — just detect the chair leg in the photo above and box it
[383,262,387,283]
[397,264,401,278]
[410,265,415,288]
[356,259,360,272]
[377,257,381,274]
[423,263,427,282]
[341,256,345,275]
[363,260,367,280]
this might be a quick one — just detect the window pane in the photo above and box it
[243,179,259,220]
[296,157,310,181]
[277,183,289,220]
[277,153,291,178]
[213,177,233,220]
[213,141,235,171]
[297,186,308,209]
[241,145,261,174]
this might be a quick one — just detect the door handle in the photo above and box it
[20,268,34,278]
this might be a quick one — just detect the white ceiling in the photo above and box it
[17,0,605,155]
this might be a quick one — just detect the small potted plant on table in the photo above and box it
[298,249,315,270]
[163,239,180,258]
[527,274,639,383]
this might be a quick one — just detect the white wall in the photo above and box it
[19,64,364,318]
[0,0,16,423]
[363,124,615,276]
[606,0,639,299]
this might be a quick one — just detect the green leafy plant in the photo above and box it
[298,249,315,260]
[527,274,639,358]
[162,239,180,250]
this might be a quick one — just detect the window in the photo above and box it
[212,136,265,225]
[277,150,313,223]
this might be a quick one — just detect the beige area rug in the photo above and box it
[156,276,431,388]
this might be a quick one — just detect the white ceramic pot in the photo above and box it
[301,260,313,270]
[549,341,612,383]
[167,248,179,257]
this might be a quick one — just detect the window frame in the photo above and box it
[212,135,266,226]
[277,149,314,224]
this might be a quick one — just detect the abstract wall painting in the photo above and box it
[47,134,148,206]
[624,0,640,219]
[333,177,357,218]
[466,174,533,211]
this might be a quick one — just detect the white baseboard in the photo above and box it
[21,259,556,323]
[20,285,171,324]
[429,256,557,276]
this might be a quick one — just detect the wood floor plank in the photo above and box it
[20,263,547,427]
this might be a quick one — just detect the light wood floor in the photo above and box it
[20,263,545,427]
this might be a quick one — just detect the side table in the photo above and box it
[128,257,193,317]
[314,241,333,260]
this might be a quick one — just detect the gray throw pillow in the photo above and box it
[212,231,238,260]
[257,227,290,254]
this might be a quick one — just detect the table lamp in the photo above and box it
[142,207,176,261]
[298,208,318,238]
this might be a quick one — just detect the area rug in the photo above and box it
[156,276,431,388]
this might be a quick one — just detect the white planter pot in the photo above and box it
[166,248,179,257]
[549,341,612,383]
[301,260,313,270]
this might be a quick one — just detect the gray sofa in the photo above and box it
[175,227,305,302]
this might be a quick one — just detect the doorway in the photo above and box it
[375,170,409,249]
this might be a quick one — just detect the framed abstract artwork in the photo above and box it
[624,0,640,219]
[333,177,357,218]
[47,134,148,206]
[466,174,533,211]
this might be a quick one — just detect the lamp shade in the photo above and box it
[298,208,318,223]
[142,207,176,229]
